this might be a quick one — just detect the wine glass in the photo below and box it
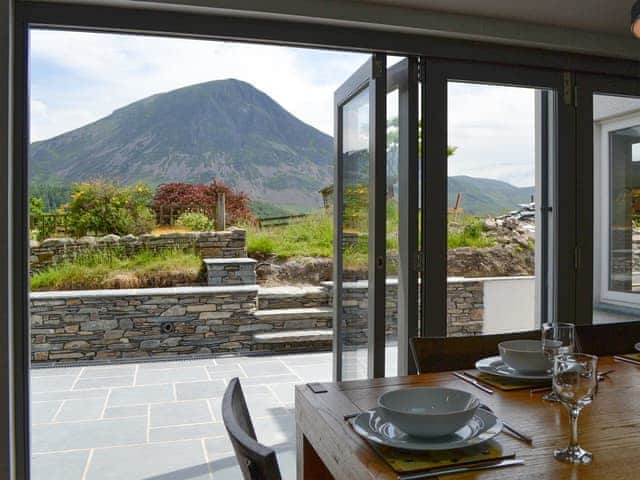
[541,323,575,402]
[552,353,598,464]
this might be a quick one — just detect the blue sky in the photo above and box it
[29,30,535,187]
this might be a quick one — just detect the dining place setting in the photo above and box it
[340,323,621,478]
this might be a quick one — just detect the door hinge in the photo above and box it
[563,72,573,107]
[574,246,582,270]
[415,251,425,272]
[416,58,424,82]
[373,57,385,79]
[563,73,578,108]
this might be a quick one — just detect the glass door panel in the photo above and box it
[421,60,566,337]
[445,82,555,335]
[334,55,419,380]
[339,86,371,380]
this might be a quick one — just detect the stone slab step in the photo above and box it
[252,329,332,353]
[258,286,329,310]
[253,306,332,321]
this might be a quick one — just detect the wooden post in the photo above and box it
[216,192,226,231]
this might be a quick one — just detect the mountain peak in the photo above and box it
[29,80,333,209]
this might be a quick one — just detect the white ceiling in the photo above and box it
[353,0,636,36]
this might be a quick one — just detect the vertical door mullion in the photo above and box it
[555,74,579,325]
[574,77,595,326]
[332,99,344,381]
[397,57,419,374]
[421,58,448,337]
[368,53,387,379]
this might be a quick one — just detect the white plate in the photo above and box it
[475,356,552,381]
[352,407,502,451]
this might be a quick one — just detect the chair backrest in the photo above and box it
[410,330,539,373]
[222,378,282,480]
[575,322,640,356]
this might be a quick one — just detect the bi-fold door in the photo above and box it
[334,55,579,381]
[333,55,420,380]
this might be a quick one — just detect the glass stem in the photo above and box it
[568,407,580,449]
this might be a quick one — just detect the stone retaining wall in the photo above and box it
[325,278,484,344]
[30,228,247,272]
[447,280,483,336]
[205,258,257,286]
[30,286,258,363]
[325,279,399,346]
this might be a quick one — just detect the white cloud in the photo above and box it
[29,30,368,141]
[29,30,538,187]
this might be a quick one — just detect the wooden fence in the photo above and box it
[257,213,310,228]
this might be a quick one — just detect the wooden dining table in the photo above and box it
[295,356,640,479]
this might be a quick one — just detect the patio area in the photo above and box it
[30,352,333,480]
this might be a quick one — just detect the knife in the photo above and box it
[452,372,494,394]
[397,458,524,480]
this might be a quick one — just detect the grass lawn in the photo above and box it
[31,248,203,291]
[246,208,497,268]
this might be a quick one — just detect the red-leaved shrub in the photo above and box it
[152,180,254,226]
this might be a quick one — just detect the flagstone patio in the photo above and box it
[30,352,333,480]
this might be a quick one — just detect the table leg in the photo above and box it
[297,424,334,480]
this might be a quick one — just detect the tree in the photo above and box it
[153,180,254,226]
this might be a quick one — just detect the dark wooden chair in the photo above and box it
[410,322,640,373]
[575,322,640,356]
[222,377,282,480]
[410,330,539,373]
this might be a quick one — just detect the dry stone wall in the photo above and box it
[31,286,258,363]
[30,228,247,272]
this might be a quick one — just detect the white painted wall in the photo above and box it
[482,276,536,334]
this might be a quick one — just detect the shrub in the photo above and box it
[63,180,156,237]
[176,211,214,231]
[153,180,254,226]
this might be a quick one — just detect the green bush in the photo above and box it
[63,180,156,237]
[176,211,214,231]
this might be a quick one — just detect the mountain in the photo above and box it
[448,175,534,216]
[29,79,333,208]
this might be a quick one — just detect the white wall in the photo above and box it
[482,277,536,334]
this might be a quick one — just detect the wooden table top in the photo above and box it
[295,356,640,479]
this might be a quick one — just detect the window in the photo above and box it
[593,94,640,319]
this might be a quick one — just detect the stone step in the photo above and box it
[252,328,332,353]
[253,306,333,330]
[258,286,330,310]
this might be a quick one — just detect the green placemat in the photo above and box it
[464,369,550,391]
[618,352,640,362]
[370,439,514,474]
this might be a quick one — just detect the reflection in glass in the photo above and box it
[340,87,370,380]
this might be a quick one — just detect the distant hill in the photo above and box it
[448,175,534,216]
[29,79,333,208]
[29,78,532,216]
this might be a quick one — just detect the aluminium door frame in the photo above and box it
[333,54,388,380]
[420,58,575,336]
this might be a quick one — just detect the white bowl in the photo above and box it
[377,387,480,438]
[499,339,551,373]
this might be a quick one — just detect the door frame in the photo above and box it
[333,54,388,380]
[420,58,576,335]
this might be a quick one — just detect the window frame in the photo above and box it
[594,111,640,308]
